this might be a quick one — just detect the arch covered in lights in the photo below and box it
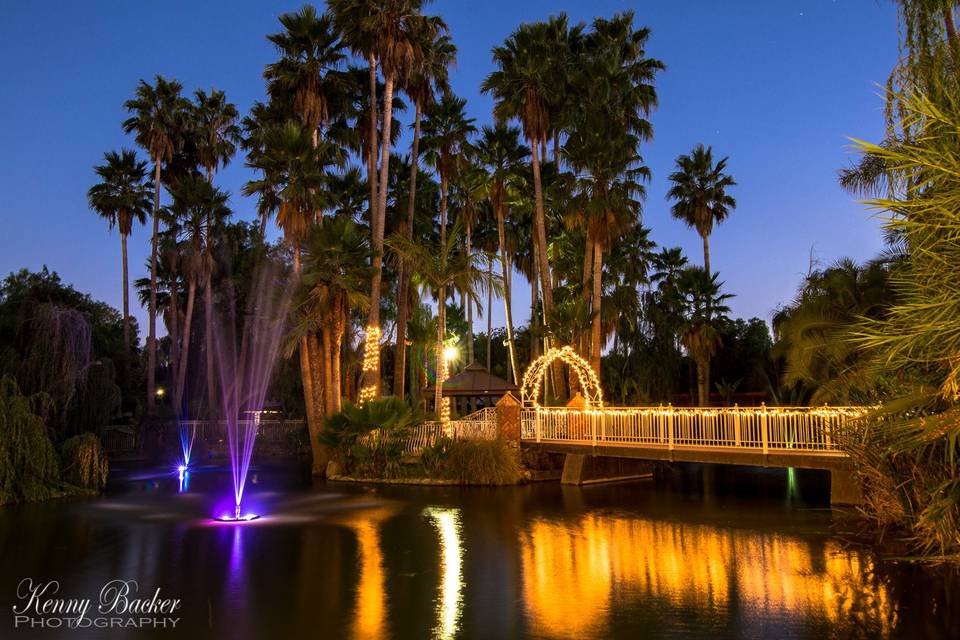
[520,346,603,408]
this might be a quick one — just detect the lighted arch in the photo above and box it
[520,346,603,408]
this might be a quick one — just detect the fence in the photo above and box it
[362,407,500,456]
[520,405,868,454]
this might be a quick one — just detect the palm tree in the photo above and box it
[299,217,375,417]
[87,149,153,353]
[666,144,736,278]
[483,23,558,319]
[123,75,189,410]
[677,267,732,406]
[387,220,497,418]
[265,5,345,142]
[243,120,335,443]
[420,91,475,244]
[165,175,231,410]
[394,29,455,398]
[475,124,529,383]
[191,88,241,418]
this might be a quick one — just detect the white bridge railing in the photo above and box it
[520,405,868,455]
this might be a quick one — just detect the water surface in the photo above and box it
[1,463,956,639]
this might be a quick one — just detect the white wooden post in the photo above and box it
[534,408,541,443]
[733,405,741,447]
[668,404,675,451]
[591,412,597,446]
[760,403,769,454]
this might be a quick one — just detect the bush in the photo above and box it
[60,433,108,491]
[0,377,61,504]
[321,397,428,479]
[437,439,522,485]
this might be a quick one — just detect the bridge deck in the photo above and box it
[523,440,852,471]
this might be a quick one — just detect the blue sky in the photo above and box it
[0,1,897,338]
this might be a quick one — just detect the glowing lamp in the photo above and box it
[443,345,458,363]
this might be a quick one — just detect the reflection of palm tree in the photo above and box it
[87,149,153,353]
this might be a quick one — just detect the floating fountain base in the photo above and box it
[215,513,260,523]
[215,505,259,522]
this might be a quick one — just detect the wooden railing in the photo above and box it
[520,405,868,455]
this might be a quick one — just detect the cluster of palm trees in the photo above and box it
[88,4,744,466]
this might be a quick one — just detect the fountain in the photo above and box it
[211,265,291,522]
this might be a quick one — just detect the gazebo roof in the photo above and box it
[425,362,518,397]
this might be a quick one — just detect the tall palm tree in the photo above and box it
[87,149,153,353]
[387,220,496,417]
[420,91,475,244]
[123,75,189,410]
[244,120,335,449]
[483,23,558,319]
[191,88,241,418]
[677,267,732,406]
[394,29,455,398]
[165,175,231,410]
[666,144,737,278]
[265,5,345,142]
[452,162,488,365]
[475,124,529,383]
[299,217,375,415]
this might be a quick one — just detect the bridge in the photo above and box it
[510,347,868,505]
[517,404,866,504]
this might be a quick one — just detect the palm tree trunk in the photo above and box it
[496,204,519,383]
[486,256,493,372]
[293,249,322,474]
[121,232,130,353]
[530,259,540,361]
[368,54,379,229]
[581,234,594,356]
[702,232,711,277]
[147,160,161,411]
[465,219,474,365]
[175,276,197,411]
[333,298,344,413]
[394,99,422,398]
[529,138,554,316]
[590,241,603,376]
[364,73,394,397]
[169,278,180,395]
[322,323,334,415]
[697,356,708,406]
[435,284,446,417]
[204,271,216,419]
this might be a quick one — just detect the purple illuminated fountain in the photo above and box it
[211,266,291,522]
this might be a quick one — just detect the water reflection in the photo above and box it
[346,511,389,640]
[425,508,464,640]
[520,514,896,638]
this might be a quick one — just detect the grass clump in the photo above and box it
[431,438,522,485]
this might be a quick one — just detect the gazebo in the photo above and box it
[425,362,518,416]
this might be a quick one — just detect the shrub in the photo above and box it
[60,433,108,491]
[0,377,61,504]
[321,397,428,479]
[437,439,522,485]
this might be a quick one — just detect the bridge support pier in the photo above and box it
[830,468,864,506]
[560,454,655,485]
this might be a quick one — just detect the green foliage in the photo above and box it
[321,397,429,478]
[59,433,109,491]
[432,438,522,485]
[0,377,61,505]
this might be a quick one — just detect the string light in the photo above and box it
[438,341,458,428]
[521,346,603,409]
[358,324,382,405]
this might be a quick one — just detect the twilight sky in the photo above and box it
[0,1,897,339]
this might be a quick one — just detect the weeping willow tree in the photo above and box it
[16,302,92,436]
[0,377,61,504]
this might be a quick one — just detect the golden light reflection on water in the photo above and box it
[520,515,896,638]
[347,519,387,640]
[425,507,464,640]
